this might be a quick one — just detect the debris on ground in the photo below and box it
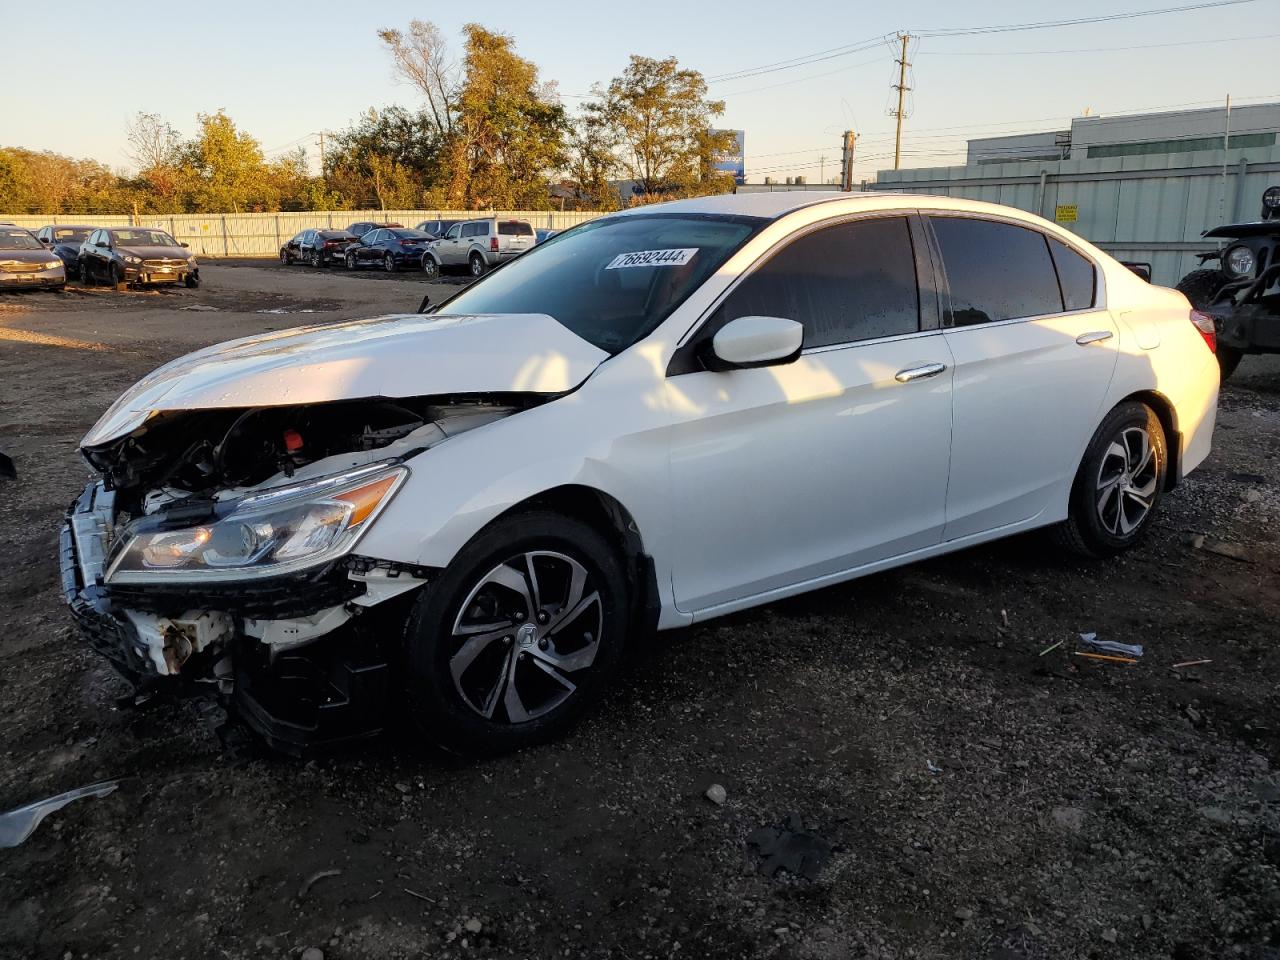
[705,783,727,805]
[1074,651,1139,665]
[300,948,324,960]
[1172,659,1213,669]
[178,304,220,312]
[746,815,834,881]
[1038,639,1065,656]
[926,759,942,775]
[298,869,341,899]
[1079,633,1144,658]
[0,780,120,847]
[464,918,483,934]
[1187,534,1256,563]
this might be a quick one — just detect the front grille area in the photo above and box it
[1,263,43,274]
[143,259,183,269]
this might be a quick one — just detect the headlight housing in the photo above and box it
[1224,244,1255,278]
[105,463,407,584]
[41,260,62,270]
[123,255,142,264]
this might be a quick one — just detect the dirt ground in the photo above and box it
[1,260,1279,960]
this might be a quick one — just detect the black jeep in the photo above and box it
[1176,185,1280,381]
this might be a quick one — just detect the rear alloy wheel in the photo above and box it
[1052,401,1166,558]
[422,256,440,281]
[310,248,323,268]
[402,511,629,756]
[469,252,486,278]
[384,252,396,272]
[345,252,357,271]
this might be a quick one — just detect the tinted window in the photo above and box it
[1049,237,1096,311]
[930,217,1063,325]
[437,214,758,354]
[499,221,534,236]
[462,222,485,238]
[713,217,920,348]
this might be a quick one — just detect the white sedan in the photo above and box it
[64,192,1219,755]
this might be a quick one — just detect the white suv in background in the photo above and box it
[423,217,536,278]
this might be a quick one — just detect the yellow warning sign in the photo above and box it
[1055,204,1078,223]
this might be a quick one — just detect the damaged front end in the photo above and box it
[61,394,531,754]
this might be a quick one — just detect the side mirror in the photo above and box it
[702,315,804,372]
[180,242,189,248]
[95,240,107,248]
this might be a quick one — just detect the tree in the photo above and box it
[326,106,445,208]
[377,20,457,138]
[564,111,620,209]
[447,23,567,208]
[586,56,736,199]
[125,112,183,209]
[178,110,274,211]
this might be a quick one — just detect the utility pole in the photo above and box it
[891,33,912,170]
[314,131,327,172]
[840,131,856,191]
[1219,94,1232,223]
[819,155,826,184]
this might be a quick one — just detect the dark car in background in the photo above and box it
[346,220,402,240]
[343,227,433,271]
[280,228,357,267]
[414,218,460,239]
[0,225,66,290]
[36,225,95,279]
[79,227,198,288]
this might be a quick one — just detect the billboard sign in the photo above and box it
[711,130,746,185]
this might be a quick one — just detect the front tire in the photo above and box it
[401,511,630,757]
[80,260,94,286]
[1052,401,1167,558]
[422,256,440,281]
[110,263,125,289]
[280,248,292,265]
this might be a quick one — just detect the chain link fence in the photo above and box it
[1,209,604,258]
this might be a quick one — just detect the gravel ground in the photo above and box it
[1,261,1278,960]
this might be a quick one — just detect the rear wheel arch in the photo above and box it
[1120,390,1180,490]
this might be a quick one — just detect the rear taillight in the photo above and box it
[1189,309,1217,354]
[490,236,499,252]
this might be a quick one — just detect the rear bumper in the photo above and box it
[1211,301,1280,353]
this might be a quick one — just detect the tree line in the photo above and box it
[0,21,738,216]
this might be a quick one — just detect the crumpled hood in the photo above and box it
[83,312,609,447]
[0,249,61,266]
[117,245,190,260]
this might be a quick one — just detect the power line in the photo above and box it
[909,0,1258,36]
[718,54,889,98]
[925,30,1280,56]
[705,34,888,83]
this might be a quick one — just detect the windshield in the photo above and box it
[391,229,430,239]
[436,214,761,353]
[0,229,42,251]
[53,228,91,244]
[111,229,179,247]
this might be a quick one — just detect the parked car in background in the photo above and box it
[422,217,535,279]
[281,229,357,267]
[59,192,1220,756]
[79,227,198,288]
[0,225,65,290]
[36,225,95,279]
[534,228,560,245]
[414,218,460,239]
[346,221,403,240]
[343,228,434,271]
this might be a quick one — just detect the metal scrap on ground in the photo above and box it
[0,780,120,847]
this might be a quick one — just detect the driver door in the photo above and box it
[664,215,955,615]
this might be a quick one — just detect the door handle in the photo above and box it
[1075,330,1114,345]
[894,362,948,383]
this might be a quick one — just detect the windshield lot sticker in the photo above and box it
[605,248,698,270]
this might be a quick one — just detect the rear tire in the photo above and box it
[384,252,396,273]
[1051,401,1167,559]
[345,252,357,271]
[401,511,629,757]
[1215,346,1243,382]
[310,248,323,268]
[469,252,486,278]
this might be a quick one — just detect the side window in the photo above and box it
[714,217,920,348]
[368,230,385,244]
[930,217,1064,325]
[445,224,462,240]
[1048,237,1097,311]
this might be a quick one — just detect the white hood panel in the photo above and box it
[83,313,608,447]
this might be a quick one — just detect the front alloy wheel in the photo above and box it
[402,511,629,755]
[422,256,439,280]
[1052,400,1166,557]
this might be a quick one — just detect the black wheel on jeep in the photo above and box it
[1052,400,1167,559]
[1176,268,1241,381]
[401,511,629,756]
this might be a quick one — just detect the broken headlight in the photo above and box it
[105,463,407,584]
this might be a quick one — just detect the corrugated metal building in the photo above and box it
[875,102,1280,285]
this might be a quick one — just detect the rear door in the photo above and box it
[929,215,1118,539]
[666,214,955,614]
[498,220,535,256]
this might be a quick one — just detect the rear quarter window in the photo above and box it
[1048,237,1097,311]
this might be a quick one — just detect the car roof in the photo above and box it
[45,224,97,230]
[609,190,1057,224]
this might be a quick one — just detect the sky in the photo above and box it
[3,0,1279,184]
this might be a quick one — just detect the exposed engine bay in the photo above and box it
[63,392,541,754]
